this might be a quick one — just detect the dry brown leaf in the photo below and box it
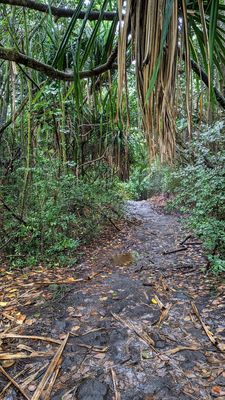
[165,345,200,355]
[71,326,80,332]
[191,302,225,353]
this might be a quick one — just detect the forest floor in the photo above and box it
[0,199,225,400]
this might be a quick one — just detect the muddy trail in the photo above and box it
[1,200,225,400]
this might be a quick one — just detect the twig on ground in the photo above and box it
[111,367,120,400]
[0,366,31,400]
[163,247,188,255]
[42,362,61,400]
[70,327,105,337]
[0,350,55,360]
[111,312,156,351]
[179,235,193,245]
[21,364,47,389]
[31,332,70,400]
[191,302,225,352]
[77,344,108,352]
[0,333,62,345]
[0,365,32,397]
[165,345,201,355]
[184,242,202,246]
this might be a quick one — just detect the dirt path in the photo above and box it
[1,200,225,399]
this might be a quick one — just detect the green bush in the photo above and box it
[118,160,174,200]
[1,155,123,268]
[117,129,174,200]
[169,120,225,272]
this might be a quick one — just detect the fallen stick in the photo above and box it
[87,270,104,280]
[111,367,120,400]
[184,242,202,246]
[179,235,192,245]
[163,247,187,255]
[0,365,32,397]
[0,366,31,400]
[42,361,61,400]
[111,312,156,351]
[21,364,47,389]
[0,351,54,360]
[191,302,225,352]
[31,332,70,400]
[15,279,83,287]
[0,333,61,345]
[165,345,201,355]
[77,344,108,352]
[70,327,105,337]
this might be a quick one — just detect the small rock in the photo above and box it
[28,384,37,392]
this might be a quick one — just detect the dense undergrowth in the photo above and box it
[170,121,225,272]
[123,120,225,273]
[1,158,123,268]
[1,121,224,272]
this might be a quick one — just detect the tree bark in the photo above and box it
[0,46,118,82]
[0,0,117,20]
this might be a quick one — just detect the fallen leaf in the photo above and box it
[212,386,221,395]
[0,302,8,307]
[26,319,35,325]
[142,350,151,359]
[15,312,26,324]
[71,325,80,332]
[66,277,78,283]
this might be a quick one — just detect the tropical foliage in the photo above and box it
[0,0,224,270]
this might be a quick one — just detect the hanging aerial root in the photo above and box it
[117,0,178,162]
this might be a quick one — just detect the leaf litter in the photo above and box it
[0,200,225,399]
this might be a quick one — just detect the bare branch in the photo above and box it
[0,0,117,20]
[189,58,225,110]
[0,46,118,82]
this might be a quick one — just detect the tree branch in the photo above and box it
[0,0,117,20]
[0,46,118,82]
[177,48,225,110]
[189,58,225,110]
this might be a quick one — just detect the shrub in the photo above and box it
[1,155,123,268]
[170,120,225,272]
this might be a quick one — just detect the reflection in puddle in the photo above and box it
[111,252,138,266]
